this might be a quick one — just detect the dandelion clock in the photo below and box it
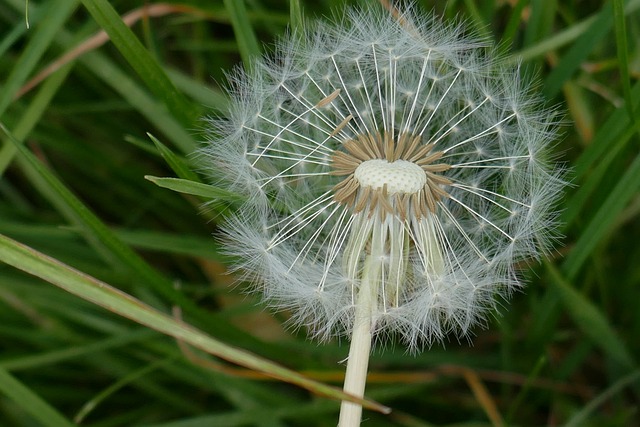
[202,3,564,425]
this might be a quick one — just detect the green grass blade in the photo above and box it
[461,0,489,38]
[522,0,544,47]
[2,121,271,355]
[543,4,612,99]
[0,0,78,117]
[166,68,229,112]
[564,370,640,427]
[509,0,640,65]
[501,0,528,48]
[115,229,222,259]
[74,357,178,423]
[613,0,638,127]
[0,123,222,324]
[78,0,200,128]
[505,355,547,423]
[570,81,640,178]
[0,366,75,427]
[563,151,640,279]
[75,49,198,153]
[562,119,638,226]
[145,175,244,203]
[223,0,261,67]
[546,262,635,370]
[148,134,202,182]
[0,329,157,371]
[0,16,26,58]
[0,62,72,175]
[510,15,597,64]
[0,233,390,415]
[289,0,304,33]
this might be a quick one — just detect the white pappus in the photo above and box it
[202,4,565,352]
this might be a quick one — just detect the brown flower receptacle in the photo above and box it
[331,132,452,220]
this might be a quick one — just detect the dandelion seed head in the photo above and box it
[202,4,565,350]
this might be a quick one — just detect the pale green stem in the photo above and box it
[338,224,383,426]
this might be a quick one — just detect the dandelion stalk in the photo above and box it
[339,247,378,426]
[201,4,565,425]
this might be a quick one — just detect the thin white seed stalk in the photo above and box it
[338,221,384,426]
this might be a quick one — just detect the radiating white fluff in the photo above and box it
[202,4,564,350]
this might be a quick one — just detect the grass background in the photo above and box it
[1,0,639,425]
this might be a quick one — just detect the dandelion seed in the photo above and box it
[202,4,564,426]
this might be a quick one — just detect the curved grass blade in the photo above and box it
[145,176,244,204]
[148,134,202,182]
[546,261,635,371]
[0,61,72,175]
[289,0,304,33]
[564,370,640,427]
[563,151,640,279]
[0,233,390,415]
[223,0,261,67]
[78,0,200,129]
[75,48,197,153]
[562,117,639,226]
[612,0,637,126]
[1,123,193,305]
[0,0,78,117]
[0,367,74,427]
[542,4,612,99]
[509,0,640,65]
[1,122,258,349]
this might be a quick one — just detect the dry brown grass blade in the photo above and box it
[462,367,505,427]
[16,3,203,99]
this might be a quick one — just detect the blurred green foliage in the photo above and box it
[1,0,639,426]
